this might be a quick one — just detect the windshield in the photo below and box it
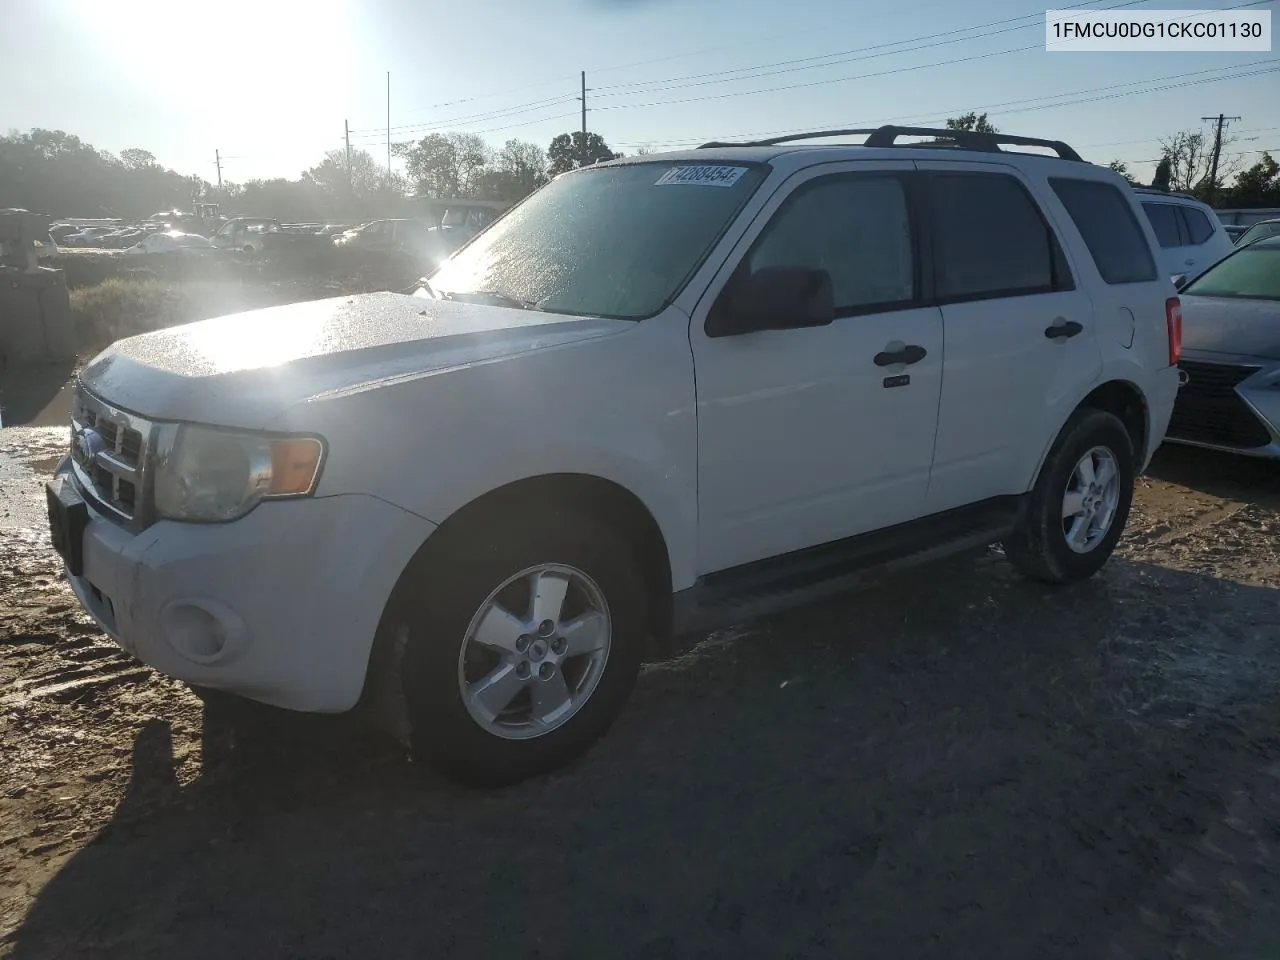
[428,161,768,319]
[1238,222,1280,247]
[1184,246,1280,301]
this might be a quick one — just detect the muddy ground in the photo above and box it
[2,426,1279,959]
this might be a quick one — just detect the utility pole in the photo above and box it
[1202,113,1240,205]
[386,71,392,198]
[215,149,223,191]
[344,119,352,199]
[581,71,587,137]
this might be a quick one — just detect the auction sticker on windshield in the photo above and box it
[655,165,748,187]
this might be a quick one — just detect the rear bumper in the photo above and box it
[55,457,435,712]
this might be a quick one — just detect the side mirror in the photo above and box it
[707,266,835,338]
[1172,274,1189,291]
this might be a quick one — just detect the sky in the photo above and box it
[2,0,1277,186]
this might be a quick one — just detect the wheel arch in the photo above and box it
[1029,377,1150,490]
[360,472,677,720]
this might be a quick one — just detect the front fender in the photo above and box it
[283,313,701,590]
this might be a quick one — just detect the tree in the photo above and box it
[1150,157,1172,192]
[0,128,210,217]
[119,148,157,171]
[395,132,490,198]
[473,139,548,202]
[546,131,618,176]
[303,147,404,206]
[1157,127,1241,197]
[1221,152,1280,208]
[945,112,998,134]
[930,113,999,145]
[1107,160,1137,185]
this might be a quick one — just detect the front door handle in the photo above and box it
[1044,319,1084,340]
[874,344,927,366]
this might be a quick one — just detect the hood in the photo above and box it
[79,291,631,428]
[1180,295,1280,362]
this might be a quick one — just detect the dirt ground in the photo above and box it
[2,426,1279,959]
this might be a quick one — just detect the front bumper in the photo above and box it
[53,457,435,712]
[1165,353,1280,460]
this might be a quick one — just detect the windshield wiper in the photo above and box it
[437,289,541,311]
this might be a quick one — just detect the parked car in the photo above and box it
[124,231,214,256]
[60,226,115,247]
[1224,224,1250,243]
[334,218,440,258]
[1134,188,1234,283]
[1233,218,1280,248]
[1165,236,1280,457]
[48,126,1180,786]
[211,217,331,256]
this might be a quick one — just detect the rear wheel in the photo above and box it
[397,510,646,787]
[1003,408,1135,584]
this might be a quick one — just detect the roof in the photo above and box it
[1246,235,1280,249]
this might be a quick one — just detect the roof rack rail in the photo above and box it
[1129,185,1199,200]
[698,124,1083,162]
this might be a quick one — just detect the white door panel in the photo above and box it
[695,308,943,571]
[690,163,944,575]
[927,291,1099,511]
[916,161,1102,514]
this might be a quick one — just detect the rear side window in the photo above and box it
[1050,178,1158,285]
[1142,202,1182,248]
[1181,207,1216,245]
[930,173,1073,300]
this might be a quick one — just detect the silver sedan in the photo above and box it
[1166,236,1280,458]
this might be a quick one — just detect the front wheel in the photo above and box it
[397,511,647,786]
[1003,408,1135,584]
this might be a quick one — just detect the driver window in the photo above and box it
[748,174,915,313]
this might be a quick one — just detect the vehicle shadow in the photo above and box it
[1146,442,1278,500]
[10,552,1280,960]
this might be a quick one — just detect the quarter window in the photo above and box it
[746,174,916,314]
[1181,207,1216,245]
[930,173,1072,300]
[1049,178,1158,285]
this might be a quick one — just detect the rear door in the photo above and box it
[1140,199,1186,279]
[1176,203,1232,278]
[915,161,1101,514]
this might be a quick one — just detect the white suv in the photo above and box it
[47,126,1181,785]
[1135,188,1234,283]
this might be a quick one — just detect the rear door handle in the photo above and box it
[873,344,927,366]
[1044,320,1084,340]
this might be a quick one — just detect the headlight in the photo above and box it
[154,424,325,522]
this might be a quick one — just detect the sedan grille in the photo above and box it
[1168,361,1271,449]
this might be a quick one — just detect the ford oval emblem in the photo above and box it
[73,426,105,462]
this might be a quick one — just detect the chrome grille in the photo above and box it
[70,386,154,527]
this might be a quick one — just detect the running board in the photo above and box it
[671,496,1023,640]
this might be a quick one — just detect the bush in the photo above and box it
[69,277,333,354]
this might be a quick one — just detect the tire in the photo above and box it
[1003,407,1135,584]
[397,509,647,787]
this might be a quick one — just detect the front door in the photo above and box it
[690,165,944,574]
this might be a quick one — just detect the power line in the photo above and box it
[612,59,1280,150]
[591,1,1272,114]
[346,0,1134,140]
[355,0,960,123]
[591,0,1131,97]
